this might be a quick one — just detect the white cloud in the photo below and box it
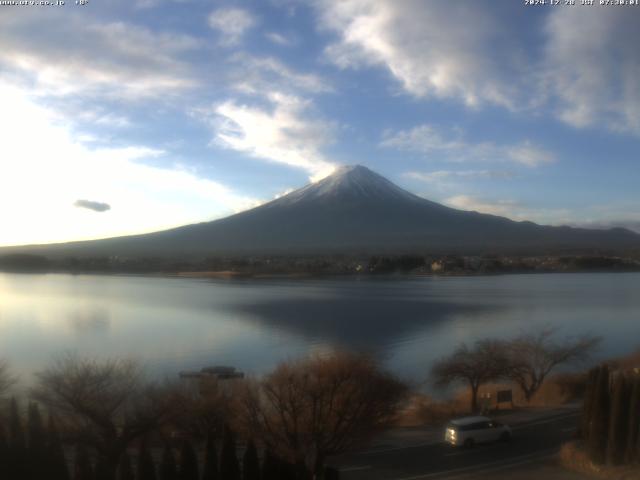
[265,32,295,46]
[383,125,464,152]
[444,195,571,225]
[212,92,337,182]
[542,7,640,133]
[134,0,193,8]
[315,0,523,109]
[208,8,257,46]
[0,84,257,246]
[229,54,332,95]
[445,195,522,217]
[570,203,640,233]
[274,188,296,199]
[134,0,160,7]
[193,12,336,182]
[77,110,132,129]
[504,141,554,168]
[405,170,515,183]
[202,51,335,182]
[0,11,198,99]
[443,196,640,230]
[382,124,555,167]
[577,220,640,234]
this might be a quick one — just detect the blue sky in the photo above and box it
[1,0,639,245]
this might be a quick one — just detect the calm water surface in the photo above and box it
[1,272,638,385]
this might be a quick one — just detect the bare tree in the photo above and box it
[239,352,407,479]
[431,339,510,413]
[32,354,172,480]
[506,329,600,402]
[163,376,235,441]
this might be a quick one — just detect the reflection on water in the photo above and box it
[236,296,498,350]
[0,272,639,384]
[68,308,110,335]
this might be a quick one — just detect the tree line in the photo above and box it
[0,401,341,480]
[0,352,406,480]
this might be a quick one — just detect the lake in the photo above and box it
[0,272,638,386]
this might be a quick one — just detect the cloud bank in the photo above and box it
[0,10,199,99]
[315,1,640,133]
[542,7,640,133]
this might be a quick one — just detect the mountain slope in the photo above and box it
[3,165,639,257]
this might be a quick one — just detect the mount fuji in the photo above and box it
[4,165,639,257]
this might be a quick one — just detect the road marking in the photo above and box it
[392,449,557,480]
[340,465,372,472]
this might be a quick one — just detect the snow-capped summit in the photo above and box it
[273,164,421,206]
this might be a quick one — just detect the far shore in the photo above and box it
[2,252,640,279]
[168,268,640,281]
[3,268,640,284]
[171,270,318,280]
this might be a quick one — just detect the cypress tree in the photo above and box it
[201,433,219,480]
[159,444,178,480]
[292,461,311,480]
[277,458,296,480]
[138,438,157,480]
[606,374,630,465]
[48,414,70,480]
[581,367,599,441]
[74,444,94,480]
[262,452,294,480]
[219,426,240,480]
[28,402,48,479]
[179,439,199,480]
[324,466,340,480]
[242,439,260,480]
[28,402,47,454]
[9,397,27,479]
[626,378,640,464]
[9,398,25,450]
[118,452,135,480]
[95,456,112,480]
[261,449,278,480]
[0,425,8,478]
[588,364,610,464]
[637,418,640,464]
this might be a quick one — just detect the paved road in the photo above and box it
[329,409,581,480]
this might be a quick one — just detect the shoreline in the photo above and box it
[2,267,640,281]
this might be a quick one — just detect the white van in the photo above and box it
[444,416,512,447]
